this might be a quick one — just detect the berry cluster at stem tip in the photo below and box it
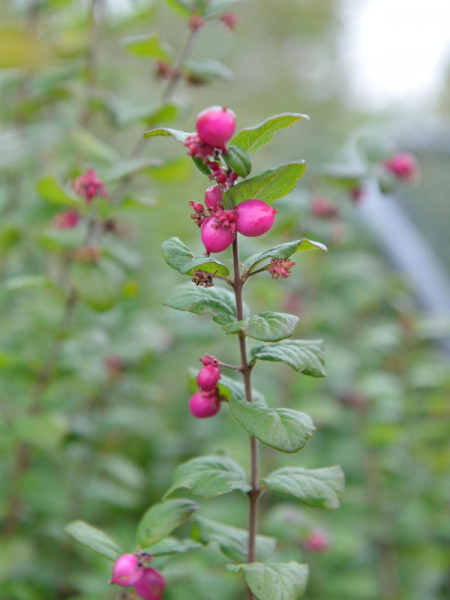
[110,553,165,600]
[189,355,222,418]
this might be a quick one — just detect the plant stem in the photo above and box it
[232,237,261,600]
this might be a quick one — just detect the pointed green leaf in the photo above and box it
[228,397,315,453]
[164,282,237,326]
[232,113,309,154]
[65,521,121,561]
[165,454,250,499]
[228,561,309,600]
[122,33,172,61]
[136,499,198,548]
[184,58,233,82]
[263,466,345,510]
[244,238,327,275]
[225,312,299,342]
[222,162,306,208]
[143,127,193,143]
[223,145,252,177]
[36,176,79,207]
[141,536,203,557]
[194,517,276,563]
[162,237,230,277]
[250,340,325,377]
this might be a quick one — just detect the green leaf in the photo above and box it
[223,162,306,208]
[228,397,315,453]
[192,155,212,176]
[164,282,237,326]
[250,340,325,377]
[263,465,345,510]
[232,113,309,154]
[225,312,298,342]
[122,33,172,61]
[3,275,51,291]
[104,158,162,182]
[212,373,267,407]
[184,58,233,82]
[244,238,327,274]
[165,454,250,499]
[162,237,230,278]
[71,129,120,164]
[143,127,193,143]
[136,499,198,549]
[228,561,309,600]
[65,521,121,561]
[194,517,276,563]
[36,176,79,207]
[71,259,125,312]
[141,537,203,557]
[223,145,252,177]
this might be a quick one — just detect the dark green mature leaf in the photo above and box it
[223,162,306,208]
[164,283,237,326]
[36,176,79,207]
[65,521,121,561]
[250,340,325,377]
[228,561,309,600]
[223,145,252,177]
[232,113,309,154]
[192,155,212,175]
[244,238,327,274]
[194,517,276,562]
[225,312,299,342]
[263,466,345,510]
[142,537,203,557]
[143,127,193,143]
[122,33,172,61]
[165,454,250,498]
[162,237,230,277]
[136,499,198,548]
[184,58,233,82]
[228,397,315,453]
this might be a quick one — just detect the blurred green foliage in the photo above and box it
[0,1,449,599]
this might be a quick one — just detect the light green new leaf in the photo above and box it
[143,127,193,143]
[263,465,345,510]
[36,176,79,207]
[232,113,309,154]
[228,561,309,600]
[229,397,315,453]
[136,499,198,548]
[194,517,276,563]
[141,536,203,557]
[225,312,299,342]
[164,283,237,326]
[65,521,121,561]
[250,340,325,377]
[222,162,306,208]
[122,33,172,61]
[244,239,327,274]
[165,454,250,498]
[162,237,230,277]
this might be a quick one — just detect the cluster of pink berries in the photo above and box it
[269,258,296,280]
[54,169,108,230]
[111,553,165,600]
[189,355,222,418]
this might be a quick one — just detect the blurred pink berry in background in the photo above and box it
[304,530,330,553]
[110,554,144,587]
[54,210,80,229]
[382,152,419,182]
[72,168,108,203]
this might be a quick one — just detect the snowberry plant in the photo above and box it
[66,107,345,600]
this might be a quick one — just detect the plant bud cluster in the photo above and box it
[189,355,222,418]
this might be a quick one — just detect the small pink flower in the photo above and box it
[382,152,419,182]
[269,258,296,280]
[304,530,330,553]
[54,210,80,229]
[72,168,108,203]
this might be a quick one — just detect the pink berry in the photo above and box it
[201,217,235,254]
[189,390,221,418]
[196,106,236,149]
[110,554,144,587]
[236,199,276,237]
[382,152,418,181]
[197,365,221,390]
[134,568,166,600]
[304,531,330,553]
[310,197,339,219]
[54,210,80,229]
[204,185,223,210]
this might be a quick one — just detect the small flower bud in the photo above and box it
[197,365,221,390]
[189,390,221,419]
[236,199,276,237]
[110,554,144,587]
[134,567,166,600]
[196,106,236,149]
[269,258,296,280]
[199,355,219,367]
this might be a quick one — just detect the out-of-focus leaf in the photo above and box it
[104,158,162,182]
[147,156,191,183]
[228,561,309,600]
[122,33,172,61]
[15,414,67,450]
[321,164,366,190]
[65,521,121,561]
[143,537,203,556]
[143,127,192,143]
[223,162,306,208]
[232,113,309,154]
[0,29,45,68]
[136,499,198,548]
[184,58,233,82]
[71,129,120,165]
[36,176,79,207]
[3,275,51,291]
[71,259,125,312]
